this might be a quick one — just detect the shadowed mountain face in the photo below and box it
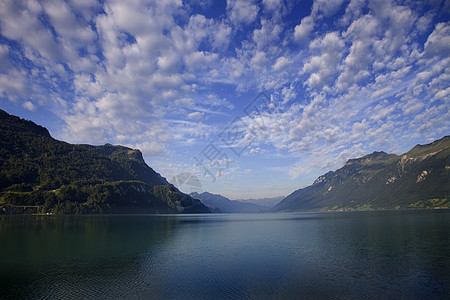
[0,110,209,214]
[190,192,268,213]
[273,136,450,212]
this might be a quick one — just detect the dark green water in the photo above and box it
[1,210,449,299]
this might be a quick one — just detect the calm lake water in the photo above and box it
[1,210,449,299]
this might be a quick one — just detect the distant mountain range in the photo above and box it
[234,196,284,208]
[273,136,450,211]
[190,192,282,213]
[0,110,209,214]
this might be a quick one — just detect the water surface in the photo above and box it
[1,210,449,299]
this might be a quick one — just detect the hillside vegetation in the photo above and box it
[273,136,450,211]
[0,110,209,214]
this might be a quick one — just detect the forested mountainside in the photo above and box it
[0,110,209,214]
[273,136,450,211]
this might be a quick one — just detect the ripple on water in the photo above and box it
[1,211,449,299]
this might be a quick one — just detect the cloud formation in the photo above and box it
[0,0,448,196]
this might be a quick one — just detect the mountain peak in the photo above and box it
[344,151,397,166]
[0,110,208,214]
[406,135,450,158]
[83,144,146,164]
[274,136,450,212]
[0,109,50,138]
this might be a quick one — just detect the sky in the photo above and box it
[0,0,449,199]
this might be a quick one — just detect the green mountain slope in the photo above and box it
[273,136,450,211]
[0,110,209,214]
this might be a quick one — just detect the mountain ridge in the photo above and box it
[190,191,268,213]
[273,136,450,212]
[0,109,209,214]
[232,196,284,208]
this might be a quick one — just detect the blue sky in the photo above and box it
[0,0,449,199]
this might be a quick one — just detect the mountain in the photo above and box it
[190,192,267,213]
[0,109,209,214]
[233,196,284,208]
[273,136,450,211]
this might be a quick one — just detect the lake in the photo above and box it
[1,210,449,299]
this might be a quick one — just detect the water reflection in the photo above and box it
[0,215,179,299]
[0,210,449,299]
[286,210,450,298]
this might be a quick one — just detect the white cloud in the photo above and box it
[185,14,232,50]
[73,74,103,99]
[42,0,96,44]
[273,56,290,71]
[212,21,232,50]
[251,51,269,68]
[415,13,435,34]
[340,0,366,26]
[423,22,450,58]
[402,99,424,115]
[184,51,218,72]
[312,0,346,17]
[0,1,63,62]
[253,19,282,51]
[226,0,259,26]
[0,43,12,73]
[262,0,281,12]
[372,87,392,99]
[336,39,372,91]
[157,51,182,73]
[22,101,36,111]
[370,1,416,61]
[294,16,314,43]
[302,32,344,89]
[0,69,28,101]
[433,87,450,101]
[343,14,379,40]
[187,111,204,119]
